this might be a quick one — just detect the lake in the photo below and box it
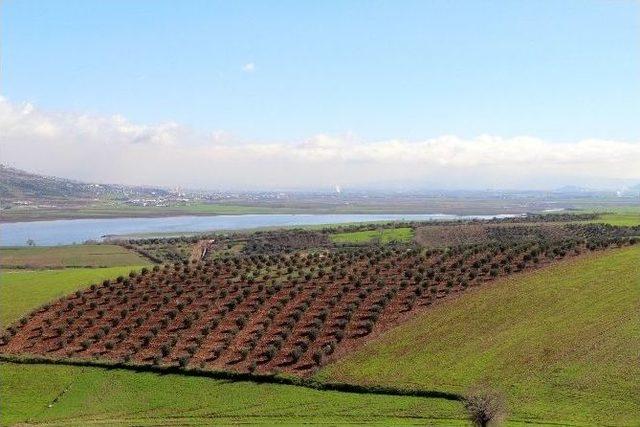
[0,213,516,246]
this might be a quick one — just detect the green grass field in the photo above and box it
[0,203,291,222]
[595,207,640,226]
[0,266,149,328]
[0,244,148,269]
[0,363,464,426]
[317,246,640,425]
[331,227,414,244]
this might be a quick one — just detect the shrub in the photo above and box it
[464,387,506,427]
[312,350,323,365]
[142,333,154,346]
[306,327,319,341]
[186,344,198,355]
[289,346,303,363]
[239,347,249,360]
[362,320,374,334]
[160,343,171,357]
[235,316,247,328]
[264,345,277,360]
[183,317,194,329]
[178,355,190,368]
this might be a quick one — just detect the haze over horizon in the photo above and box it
[1,1,639,191]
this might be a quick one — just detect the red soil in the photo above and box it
[1,238,629,376]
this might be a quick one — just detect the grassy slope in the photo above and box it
[0,363,463,426]
[577,206,640,226]
[331,227,414,244]
[318,246,640,425]
[0,244,148,268]
[0,266,148,328]
[596,208,640,226]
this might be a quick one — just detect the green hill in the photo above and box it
[0,266,149,329]
[1,363,464,426]
[317,246,640,425]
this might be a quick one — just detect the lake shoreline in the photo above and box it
[1,213,520,247]
[0,206,527,224]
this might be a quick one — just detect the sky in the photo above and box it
[1,0,639,190]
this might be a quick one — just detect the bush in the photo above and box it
[264,345,277,360]
[289,346,303,363]
[464,386,506,427]
[178,355,190,368]
[183,317,193,329]
[312,350,323,365]
[362,320,374,334]
[160,344,171,357]
[239,347,249,360]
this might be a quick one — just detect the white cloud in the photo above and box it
[0,98,639,190]
[242,62,255,72]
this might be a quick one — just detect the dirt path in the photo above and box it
[189,239,215,262]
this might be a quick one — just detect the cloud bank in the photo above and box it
[1,98,639,190]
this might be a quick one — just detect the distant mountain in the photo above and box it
[0,165,169,202]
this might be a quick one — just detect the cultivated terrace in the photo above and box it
[2,219,638,377]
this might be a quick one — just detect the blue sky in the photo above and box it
[1,1,639,190]
[3,0,639,142]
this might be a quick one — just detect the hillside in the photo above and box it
[0,266,150,329]
[0,256,464,425]
[3,227,634,376]
[1,363,464,425]
[317,246,640,425]
[0,164,168,203]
